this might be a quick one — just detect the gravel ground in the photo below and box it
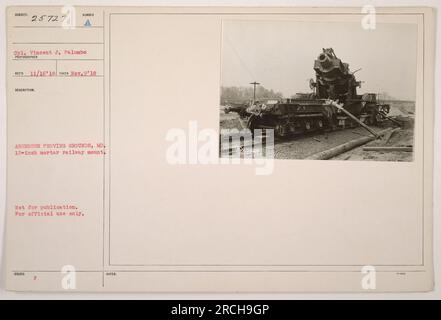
[274,126,382,159]
[333,118,414,162]
[220,110,244,130]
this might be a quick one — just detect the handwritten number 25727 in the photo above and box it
[31,15,67,23]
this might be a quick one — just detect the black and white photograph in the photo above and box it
[220,20,417,161]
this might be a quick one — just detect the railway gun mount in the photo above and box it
[224,48,395,138]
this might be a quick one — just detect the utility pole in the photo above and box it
[250,81,260,104]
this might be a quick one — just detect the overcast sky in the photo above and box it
[221,20,417,101]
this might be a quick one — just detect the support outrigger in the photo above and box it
[327,100,380,139]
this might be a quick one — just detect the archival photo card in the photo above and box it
[4,6,434,292]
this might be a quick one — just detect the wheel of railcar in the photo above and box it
[375,113,382,125]
[246,114,258,135]
[365,116,371,125]
[305,121,311,130]
[275,124,285,137]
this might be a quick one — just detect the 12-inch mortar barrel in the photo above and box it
[312,48,359,102]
